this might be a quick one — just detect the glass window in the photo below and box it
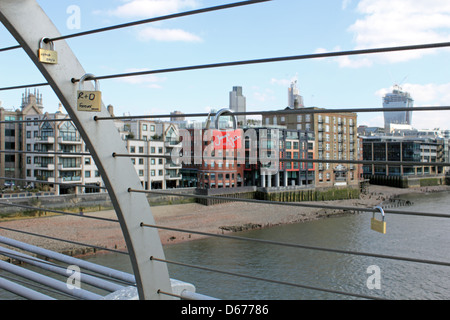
[59,122,78,141]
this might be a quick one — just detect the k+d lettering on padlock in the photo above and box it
[38,37,58,64]
[371,206,387,234]
[77,74,102,112]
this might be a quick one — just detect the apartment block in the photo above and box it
[0,90,44,187]
[117,118,182,190]
[24,108,103,194]
[362,136,446,177]
[1,90,182,194]
[243,127,315,188]
[262,107,359,188]
[182,126,315,190]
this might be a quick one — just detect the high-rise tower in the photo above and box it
[229,86,246,126]
[288,81,304,109]
[383,85,414,130]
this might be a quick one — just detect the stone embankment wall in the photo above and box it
[194,186,360,206]
[0,188,196,217]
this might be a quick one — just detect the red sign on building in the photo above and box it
[212,130,242,150]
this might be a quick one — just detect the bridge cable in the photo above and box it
[150,256,384,300]
[0,0,271,53]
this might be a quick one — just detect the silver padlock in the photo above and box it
[38,37,58,64]
[77,74,102,112]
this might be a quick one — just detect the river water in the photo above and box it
[1,191,450,300]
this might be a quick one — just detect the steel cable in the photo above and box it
[4,41,450,91]
[0,226,127,255]
[0,0,271,53]
[142,223,450,268]
[129,188,450,219]
[150,256,384,300]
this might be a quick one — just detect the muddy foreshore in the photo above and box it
[0,185,449,260]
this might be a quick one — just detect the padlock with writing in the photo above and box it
[38,37,58,64]
[371,206,386,234]
[77,74,102,112]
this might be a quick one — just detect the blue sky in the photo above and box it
[1,0,450,129]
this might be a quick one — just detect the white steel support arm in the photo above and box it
[0,0,172,299]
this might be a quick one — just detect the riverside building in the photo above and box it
[0,89,44,188]
[243,127,315,189]
[181,125,315,190]
[362,136,447,187]
[6,90,182,194]
[24,106,104,195]
[262,107,359,189]
[116,118,182,190]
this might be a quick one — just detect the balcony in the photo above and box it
[58,136,82,144]
[165,174,182,180]
[58,164,82,171]
[57,148,82,156]
[36,136,55,144]
[38,163,55,170]
[46,177,56,183]
[47,176,81,183]
[165,139,182,148]
[59,176,82,183]
[165,162,182,169]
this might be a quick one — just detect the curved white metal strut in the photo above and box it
[0,0,172,300]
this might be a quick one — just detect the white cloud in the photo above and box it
[270,78,291,87]
[315,46,373,68]
[253,90,275,103]
[137,26,202,42]
[328,0,450,68]
[103,0,202,43]
[108,0,199,18]
[342,0,353,10]
[270,74,299,87]
[118,68,167,89]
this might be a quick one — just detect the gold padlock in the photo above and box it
[38,37,58,64]
[77,74,102,112]
[371,206,386,234]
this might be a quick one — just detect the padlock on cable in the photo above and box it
[38,37,58,64]
[371,206,386,234]
[77,74,102,112]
